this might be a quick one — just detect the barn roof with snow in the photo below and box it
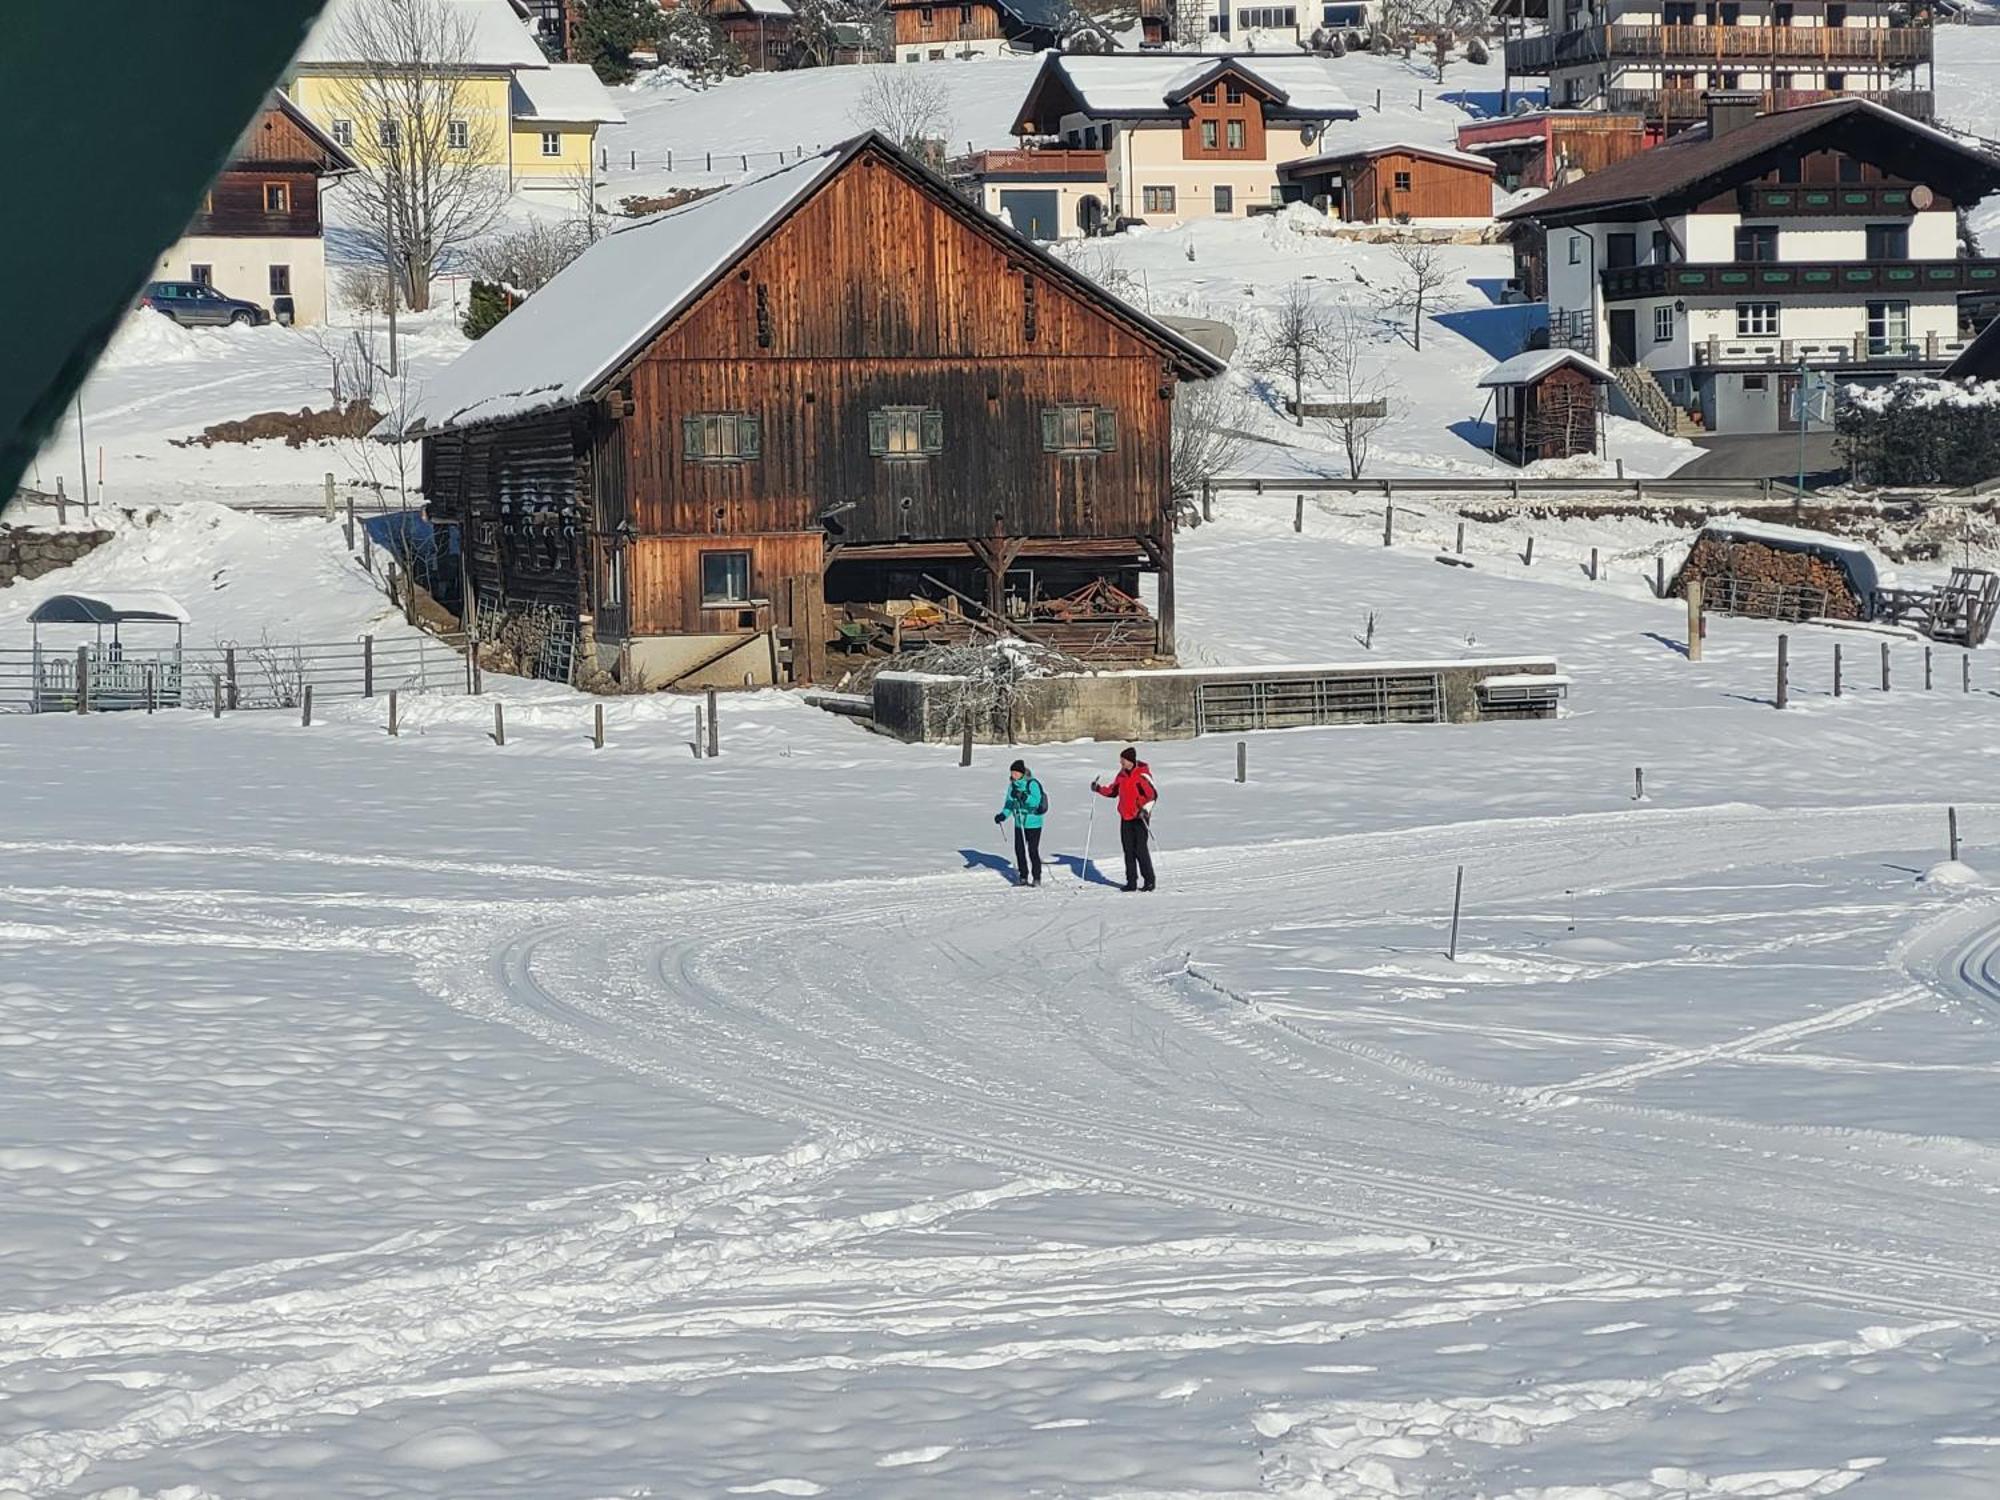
[389,132,1224,437]
[1478,349,1615,388]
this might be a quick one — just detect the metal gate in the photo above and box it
[1193,671,1445,734]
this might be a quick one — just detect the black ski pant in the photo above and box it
[1119,816,1155,890]
[1013,824,1043,884]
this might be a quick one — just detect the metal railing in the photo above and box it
[1509,22,1931,70]
[0,633,466,714]
[1602,86,1933,119]
[1691,331,1971,366]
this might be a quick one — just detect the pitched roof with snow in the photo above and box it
[511,63,625,125]
[1280,139,1495,175]
[1018,52,1360,123]
[293,0,550,71]
[1478,348,1613,387]
[1501,98,2000,224]
[390,134,1223,437]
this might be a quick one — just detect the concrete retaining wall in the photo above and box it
[871,657,1565,745]
[0,528,114,589]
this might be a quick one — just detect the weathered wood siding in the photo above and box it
[425,412,586,613]
[1346,153,1491,221]
[189,170,323,238]
[607,146,1177,634]
[626,533,825,636]
[892,0,1008,45]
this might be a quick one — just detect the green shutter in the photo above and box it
[738,413,761,458]
[681,414,700,457]
[1095,408,1118,451]
[921,408,944,454]
[868,410,888,456]
[1040,408,1060,451]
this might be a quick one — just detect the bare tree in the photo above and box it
[1388,242,1456,351]
[1321,306,1392,479]
[851,67,955,166]
[1170,377,1255,513]
[849,0,892,59]
[1249,282,1337,426]
[321,0,511,312]
[468,218,594,292]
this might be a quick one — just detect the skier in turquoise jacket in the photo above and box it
[994,758,1047,887]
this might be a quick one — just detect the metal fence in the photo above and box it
[0,633,467,714]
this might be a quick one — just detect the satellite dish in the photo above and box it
[1912,184,1935,209]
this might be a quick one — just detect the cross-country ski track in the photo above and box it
[428,801,2000,1328]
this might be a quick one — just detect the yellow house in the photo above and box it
[288,0,619,190]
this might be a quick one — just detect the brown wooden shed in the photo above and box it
[396,132,1224,690]
[1479,349,1613,466]
[1278,141,1494,223]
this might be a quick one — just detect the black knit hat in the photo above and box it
[1009,759,1028,774]
[1119,746,1138,763]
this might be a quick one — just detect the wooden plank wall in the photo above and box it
[1348,153,1492,221]
[189,170,322,238]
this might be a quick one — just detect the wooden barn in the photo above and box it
[393,132,1224,690]
[886,0,1064,62]
[1479,349,1612,465]
[1277,141,1494,224]
[708,0,797,71]
[1454,113,1649,193]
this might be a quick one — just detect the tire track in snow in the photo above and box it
[457,803,2000,1330]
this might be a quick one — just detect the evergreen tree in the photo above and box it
[574,0,663,84]
[463,280,513,340]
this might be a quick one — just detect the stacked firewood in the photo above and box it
[1672,534,1867,621]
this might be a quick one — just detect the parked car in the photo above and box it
[138,281,269,328]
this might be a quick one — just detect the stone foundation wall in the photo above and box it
[0,528,114,588]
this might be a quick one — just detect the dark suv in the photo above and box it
[139,281,270,328]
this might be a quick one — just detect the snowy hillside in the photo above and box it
[9,487,2000,1495]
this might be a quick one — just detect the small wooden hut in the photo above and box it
[1479,349,1612,465]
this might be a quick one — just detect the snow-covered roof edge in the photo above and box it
[1478,349,1614,387]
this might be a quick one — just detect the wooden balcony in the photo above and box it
[1601,258,2000,300]
[1691,331,1970,366]
[1735,181,1926,216]
[1508,21,1931,71]
[952,147,1108,179]
[1604,86,1932,120]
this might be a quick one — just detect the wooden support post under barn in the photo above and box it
[392,133,1224,694]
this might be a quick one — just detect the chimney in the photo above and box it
[1705,90,1761,140]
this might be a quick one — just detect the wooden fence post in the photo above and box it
[959,716,973,767]
[211,673,221,719]
[363,635,375,698]
[323,471,335,522]
[1455,521,1465,554]
[225,647,238,711]
[1686,579,1702,662]
[1965,654,1973,694]
[1589,546,1599,581]
[1775,633,1789,709]
[706,687,720,757]
[1655,555,1666,598]
[1881,641,1891,692]
[302,685,313,728]
[1950,806,1961,863]
[1633,766,1644,800]
[344,497,355,551]
[1925,645,1934,691]
[1200,480,1213,522]
[1834,642,1842,697]
[1382,500,1393,546]
[493,702,505,747]
[1295,494,1305,532]
[1524,535,1535,567]
[693,704,704,758]
[145,664,156,714]
[75,647,88,714]
[593,703,605,750]
[1235,739,1246,783]
[1447,865,1464,962]
[388,689,399,737]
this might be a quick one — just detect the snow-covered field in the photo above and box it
[10,490,2000,1496]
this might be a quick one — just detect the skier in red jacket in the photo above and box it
[1092,746,1157,892]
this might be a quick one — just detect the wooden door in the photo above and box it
[1609,310,1639,367]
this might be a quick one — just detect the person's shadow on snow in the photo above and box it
[1050,853,1119,887]
[959,848,1019,882]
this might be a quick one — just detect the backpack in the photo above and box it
[1030,778,1049,816]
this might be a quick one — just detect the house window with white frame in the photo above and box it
[1568,235,1582,265]
[1736,301,1779,337]
[700,551,752,605]
[1866,299,1910,356]
[540,130,562,158]
[1654,304,1674,342]
[448,118,470,150]
[331,117,354,148]
[1143,185,1175,214]
[1226,119,1245,149]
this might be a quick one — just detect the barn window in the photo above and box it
[869,406,944,457]
[701,551,752,605]
[1041,405,1119,454]
[682,412,762,461]
[1392,170,1412,192]
[264,182,289,213]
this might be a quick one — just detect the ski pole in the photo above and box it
[1079,793,1096,885]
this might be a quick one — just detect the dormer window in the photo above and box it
[1199,86,1217,103]
[1226,84,1244,103]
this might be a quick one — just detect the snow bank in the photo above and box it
[97,310,205,369]
[1921,860,1985,888]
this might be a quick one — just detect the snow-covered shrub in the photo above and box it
[1465,35,1489,64]
[1836,376,2000,486]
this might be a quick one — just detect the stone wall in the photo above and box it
[871,658,1566,745]
[0,527,114,588]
